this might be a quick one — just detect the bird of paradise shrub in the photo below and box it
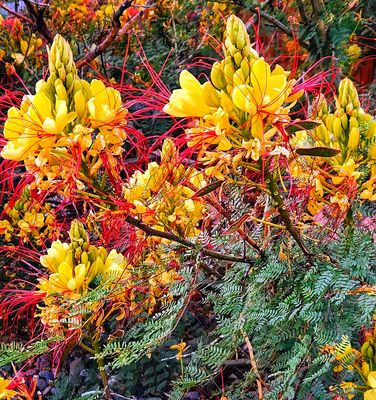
[163,15,375,251]
[162,15,318,257]
[15,219,179,395]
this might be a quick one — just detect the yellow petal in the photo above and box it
[365,389,376,400]
[232,84,253,113]
[251,113,264,139]
[251,58,269,102]
[73,263,87,289]
[179,70,202,92]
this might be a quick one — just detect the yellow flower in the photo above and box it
[242,138,261,160]
[369,144,376,160]
[88,79,127,127]
[170,341,189,360]
[331,158,361,185]
[1,103,41,161]
[232,58,289,138]
[0,377,17,400]
[103,249,130,279]
[360,167,376,201]
[41,240,70,273]
[42,99,76,135]
[18,211,45,234]
[346,44,361,60]
[48,262,87,292]
[163,70,214,117]
[0,220,13,242]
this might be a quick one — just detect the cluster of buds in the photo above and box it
[0,186,57,245]
[123,139,206,240]
[48,34,77,83]
[312,78,376,201]
[1,34,128,192]
[163,15,302,174]
[211,15,256,92]
[315,78,375,163]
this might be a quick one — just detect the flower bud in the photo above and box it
[347,127,360,151]
[48,34,77,83]
[69,220,88,246]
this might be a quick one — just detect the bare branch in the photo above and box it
[248,5,310,50]
[124,214,255,265]
[23,0,54,43]
[0,4,34,25]
[76,1,153,69]
[248,6,293,37]
[243,332,264,399]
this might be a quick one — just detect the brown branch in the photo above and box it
[295,0,309,23]
[243,332,264,399]
[248,5,310,50]
[264,172,313,262]
[206,194,265,258]
[76,0,152,69]
[0,4,34,25]
[118,1,153,36]
[224,358,251,366]
[248,6,293,37]
[124,214,255,265]
[23,0,53,43]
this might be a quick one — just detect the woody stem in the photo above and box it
[91,336,112,400]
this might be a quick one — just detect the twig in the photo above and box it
[248,6,293,37]
[117,1,153,36]
[264,172,313,262]
[295,0,322,56]
[0,4,34,25]
[23,0,54,43]
[76,1,153,69]
[205,194,265,257]
[224,358,252,366]
[76,0,133,69]
[242,332,263,399]
[248,5,310,50]
[125,214,255,265]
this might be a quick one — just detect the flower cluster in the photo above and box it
[36,220,178,335]
[0,186,57,245]
[38,220,130,299]
[1,34,127,192]
[123,138,206,240]
[163,15,302,179]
